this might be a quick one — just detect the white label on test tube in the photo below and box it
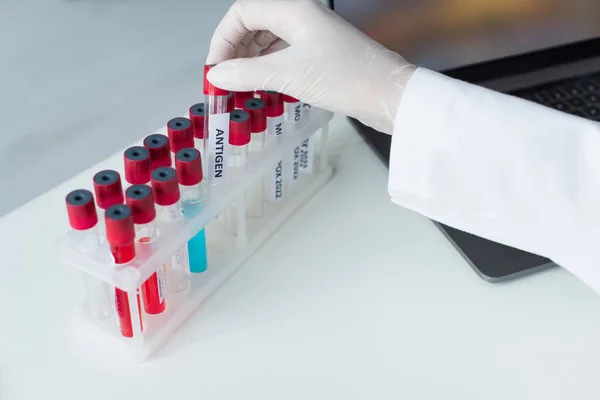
[285,102,303,185]
[299,137,315,173]
[208,112,230,184]
[267,115,284,202]
[157,266,166,303]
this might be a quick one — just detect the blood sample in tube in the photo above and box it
[143,134,171,172]
[124,146,151,187]
[126,185,166,315]
[105,204,143,338]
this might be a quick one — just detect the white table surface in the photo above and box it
[2,114,600,400]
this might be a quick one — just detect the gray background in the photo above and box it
[0,0,231,216]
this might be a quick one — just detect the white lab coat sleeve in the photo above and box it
[388,67,600,293]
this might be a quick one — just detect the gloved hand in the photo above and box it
[206,0,416,135]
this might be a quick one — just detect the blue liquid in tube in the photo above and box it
[181,201,208,273]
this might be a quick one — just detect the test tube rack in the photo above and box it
[59,106,334,362]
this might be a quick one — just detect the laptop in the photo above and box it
[330,0,600,282]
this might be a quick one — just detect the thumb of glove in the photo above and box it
[207,52,288,93]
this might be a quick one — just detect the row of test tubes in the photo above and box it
[64,65,316,339]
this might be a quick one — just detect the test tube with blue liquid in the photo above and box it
[175,148,208,273]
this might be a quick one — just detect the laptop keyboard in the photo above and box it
[511,72,600,121]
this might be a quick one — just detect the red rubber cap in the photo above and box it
[66,189,98,230]
[151,167,180,206]
[283,95,300,103]
[189,103,205,139]
[227,92,235,113]
[93,170,124,210]
[105,204,135,246]
[229,110,251,146]
[125,184,156,225]
[175,148,203,186]
[243,98,267,133]
[203,65,229,96]
[143,134,172,171]
[167,117,194,153]
[124,146,150,185]
[258,91,284,117]
[235,92,254,109]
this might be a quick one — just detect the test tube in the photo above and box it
[125,185,166,315]
[143,134,172,171]
[93,170,124,240]
[283,95,304,186]
[204,64,230,184]
[259,91,285,203]
[189,103,206,157]
[242,98,267,218]
[226,110,251,238]
[105,204,143,338]
[167,117,194,162]
[65,189,112,321]
[175,148,208,273]
[234,91,254,110]
[226,92,235,113]
[123,146,151,189]
[151,167,191,292]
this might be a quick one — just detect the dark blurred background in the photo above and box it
[335,0,600,71]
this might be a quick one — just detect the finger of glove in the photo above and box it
[234,32,257,59]
[206,0,312,64]
[207,49,292,92]
[259,38,289,56]
[245,31,280,58]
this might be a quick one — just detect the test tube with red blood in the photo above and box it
[123,146,151,188]
[125,185,166,315]
[65,189,112,321]
[167,117,194,161]
[105,204,143,338]
[242,98,267,218]
[151,167,191,292]
[258,91,285,203]
[143,134,171,172]
[93,169,124,239]
[234,91,254,110]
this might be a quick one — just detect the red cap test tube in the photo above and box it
[283,95,304,186]
[189,103,205,153]
[143,134,171,172]
[234,91,254,109]
[124,146,151,186]
[66,189,112,320]
[126,185,166,315]
[105,204,143,338]
[204,64,230,184]
[175,148,208,274]
[151,167,191,292]
[242,98,268,218]
[167,117,194,156]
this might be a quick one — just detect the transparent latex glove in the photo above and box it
[206,0,416,134]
